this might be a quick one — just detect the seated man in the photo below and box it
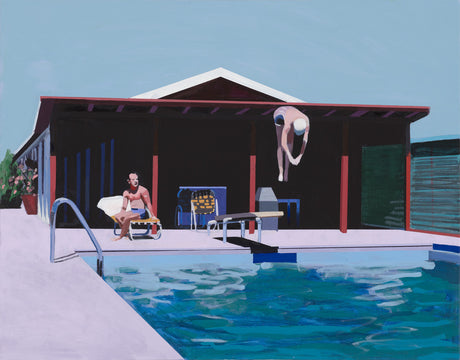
[113,172,157,241]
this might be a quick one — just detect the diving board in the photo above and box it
[207,211,284,243]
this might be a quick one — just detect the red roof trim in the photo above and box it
[40,96,430,113]
[14,96,430,160]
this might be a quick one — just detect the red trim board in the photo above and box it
[249,155,256,234]
[340,156,349,233]
[50,156,56,213]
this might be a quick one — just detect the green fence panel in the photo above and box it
[361,144,405,229]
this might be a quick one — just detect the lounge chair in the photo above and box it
[191,189,219,230]
[207,211,284,243]
[97,196,162,240]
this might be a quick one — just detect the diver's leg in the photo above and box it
[284,132,294,182]
[276,126,284,182]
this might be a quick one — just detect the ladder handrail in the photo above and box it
[50,197,104,276]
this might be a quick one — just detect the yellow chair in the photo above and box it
[190,190,218,230]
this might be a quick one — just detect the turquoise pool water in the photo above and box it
[83,251,459,360]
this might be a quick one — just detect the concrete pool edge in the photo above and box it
[0,209,184,360]
[73,227,443,257]
[76,244,434,256]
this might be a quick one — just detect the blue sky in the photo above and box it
[1,0,459,157]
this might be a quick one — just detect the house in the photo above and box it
[13,68,430,232]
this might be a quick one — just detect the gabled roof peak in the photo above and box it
[132,67,304,102]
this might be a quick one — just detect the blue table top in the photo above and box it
[179,186,227,189]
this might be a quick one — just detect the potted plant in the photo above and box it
[16,163,39,215]
[0,152,39,214]
[0,150,22,208]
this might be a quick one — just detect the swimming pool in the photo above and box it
[83,251,459,359]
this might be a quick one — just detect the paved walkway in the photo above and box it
[1,208,458,359]
[0,209,182,360]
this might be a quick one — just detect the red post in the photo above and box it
[405,122,411,231]
[151,155,159,234]
[249,121,257,234]
[340,120,349,233]
[405,152,411,231]
[249,155,256,234]
[50,156,56,213]
[340,155,349,233]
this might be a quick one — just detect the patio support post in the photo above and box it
[405,122,411,231]
[249,121,256,234]
[340,120,349,233]
[151,121,159,234]
[50,155,56,213]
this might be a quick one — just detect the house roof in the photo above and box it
[33,96,431,135]
[132,67,304,102]
[14,68,430,160]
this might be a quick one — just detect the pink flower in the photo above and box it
[1,184,5,189]
[13,190,17,194]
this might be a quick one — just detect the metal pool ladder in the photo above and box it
[50,197,104,277]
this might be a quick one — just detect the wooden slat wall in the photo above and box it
[410,154,460,234]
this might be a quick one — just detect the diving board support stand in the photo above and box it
[207,211,283,243]
[221,216,262,243]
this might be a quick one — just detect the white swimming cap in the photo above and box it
[293,118,307,135]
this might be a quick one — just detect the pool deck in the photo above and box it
[1,208,459,359]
